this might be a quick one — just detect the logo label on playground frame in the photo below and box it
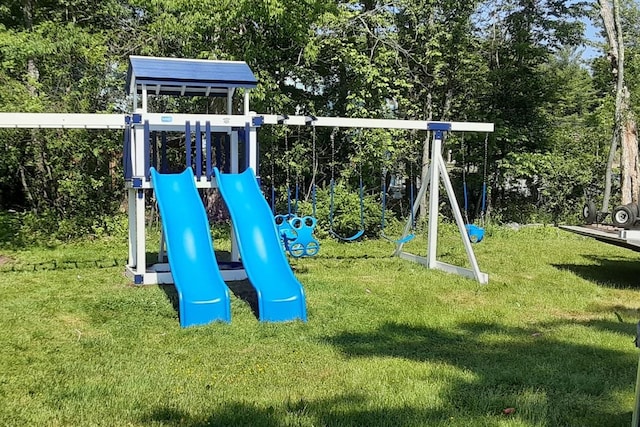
[161,116,173,123]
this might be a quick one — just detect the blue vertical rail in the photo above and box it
[123,121,132,180]
[195,121,202,180]
[144,120,150,181]
[205,121,212,181]
[244,124,251,172]
[223,134,230,173]
[161,132,168,173]
[185,121,192,171]
[151,132,158,170]
[215,134,222,170]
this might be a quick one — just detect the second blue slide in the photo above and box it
[215,167,307,322]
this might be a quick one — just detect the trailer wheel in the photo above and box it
[582,201,598,224]
[612,205,637,229]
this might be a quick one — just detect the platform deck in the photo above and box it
[559,225,640,252]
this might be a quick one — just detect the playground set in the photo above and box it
[0,55,494,327]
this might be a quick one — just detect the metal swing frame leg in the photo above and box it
[393,130,488,285]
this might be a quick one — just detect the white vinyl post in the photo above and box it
[127,188,137,267]
[244,90,250,115]
[227,89,234,114]
[247,126,258,172]
[141,85,148,113]
[426,130,442,268]
[230,131,239,173]
[135,190,146,277]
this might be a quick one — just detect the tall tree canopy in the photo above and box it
[2,0,636,239]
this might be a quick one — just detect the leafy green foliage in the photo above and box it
[498,151,596,224]
[0,0,631,235]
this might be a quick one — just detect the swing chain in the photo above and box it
[480,132,489,225]
[460,132,471,225]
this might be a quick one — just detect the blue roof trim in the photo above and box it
[126,56,258,96]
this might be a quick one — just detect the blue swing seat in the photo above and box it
[381,232,415,244]
[275,214,320,257]
[330,229,364,242]
[465,224,485,243]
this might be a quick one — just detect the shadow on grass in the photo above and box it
[137,320,636,426]
[322,320,635,426]
[158,280,260,322]
[226,279,260,319]
[313,253,391,261]
[140,393,455,427]
[553,254,640,289]
[158,284,180,315]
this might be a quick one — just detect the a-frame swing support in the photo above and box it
[393,123,490,285]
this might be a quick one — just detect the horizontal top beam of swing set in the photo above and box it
[0,112,494,133]
[0,113,127,129]
[259,114,494,133]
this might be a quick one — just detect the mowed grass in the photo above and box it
[1,224,640,426]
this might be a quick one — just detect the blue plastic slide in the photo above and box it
[214,167,308,322]
[150,167,231,327]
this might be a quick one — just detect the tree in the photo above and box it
[477,0,587,222]
[598,0,639,211]
[0,0,134,238]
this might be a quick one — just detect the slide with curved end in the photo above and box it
[214,167,307,322]
[150,167,231,327]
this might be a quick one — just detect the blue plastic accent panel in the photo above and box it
[132,114,142,124]
[287,216,320,258]
[195,122,202,180]
[132,178,143,188]
[252,116,264,126]
[126,56,258,96]
[134,274,143,285]
[214,167,307,322]
[205,122,212,180]
[123,127,132,180]
[151,167,231,327]
[244,123,251,172]
[427,122,452,131]
[144,121,151,180]
[185,121,192,169]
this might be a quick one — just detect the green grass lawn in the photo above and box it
[1,224,639,426]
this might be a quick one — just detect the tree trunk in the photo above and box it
[599,0,639,210]
[620,86,639,204]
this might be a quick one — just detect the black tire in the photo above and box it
[612,205,637,229]
[582,201,598,224]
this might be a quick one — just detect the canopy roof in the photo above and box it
[126,56,258,97]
